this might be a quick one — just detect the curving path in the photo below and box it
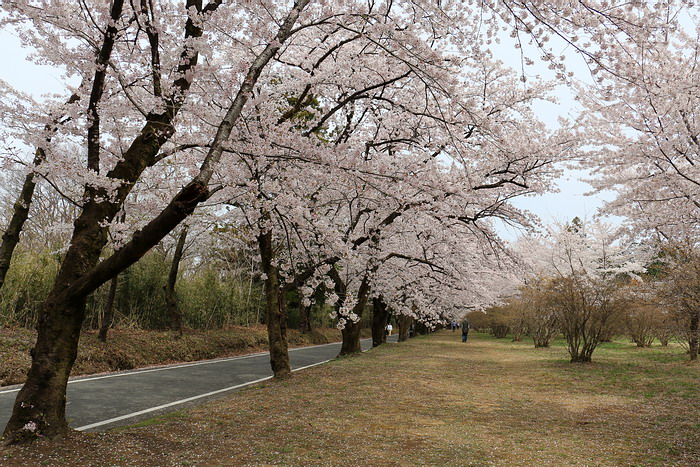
[0,336,397,432]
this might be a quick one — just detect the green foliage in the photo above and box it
[3,248,267,331]
[0,247,60,327]
[177,266,265,329]
[88,251,171,330]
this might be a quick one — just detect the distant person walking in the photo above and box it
[461,319,470,343]
[386,323,393,336]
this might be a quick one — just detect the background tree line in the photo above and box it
[469,219,699,363]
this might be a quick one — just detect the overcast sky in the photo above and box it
[0,26,618,241]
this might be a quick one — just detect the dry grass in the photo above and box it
[1,331,699,466]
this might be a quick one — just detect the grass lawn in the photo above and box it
[1,330,698,466]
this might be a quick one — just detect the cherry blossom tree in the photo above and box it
[514,219,645,362]
[0,0,680,444]
[570,5,700,360]
[1,0,311,443]
[577,5,700,241]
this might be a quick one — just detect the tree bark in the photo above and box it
[98,275,118,343]
[371,297,388,347]
[164,227,188,337]
[397,314,412,342]
[299,299,313,334]
[340,319,363,355]
[258,228,290,378]
[339,276,370,356]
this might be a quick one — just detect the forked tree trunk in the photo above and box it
[371,297,388,347]
[397,314,412,342]
[258,229,290,378]
[4,250,100,441]
[164,227,188,337]
[98,275,119,342]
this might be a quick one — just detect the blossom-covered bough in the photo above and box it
[579,4,700,241]
[0,0,681,444]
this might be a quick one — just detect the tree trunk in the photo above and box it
[299,283,316,334]
[0,155,41,292]
[570,353,593,363]
[164,227,188,337]
[338,277,370,356]
[98,275,119,342]
[98,212,126,343]
[371,297,389,347]
[3,292,87,442]
[3,45,198,449]
[299,301,313,334]
[258,228,290,378]
[340,320,363,355]
[397,314,412,342]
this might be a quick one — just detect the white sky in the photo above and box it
[0,25,619,241]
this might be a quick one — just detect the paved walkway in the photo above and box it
[0,336,396,431]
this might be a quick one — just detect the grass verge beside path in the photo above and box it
[2,331,699,466]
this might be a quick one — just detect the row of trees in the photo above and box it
[0,0,695,445]
[473,219,700,363]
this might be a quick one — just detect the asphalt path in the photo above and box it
[0,335,397,432]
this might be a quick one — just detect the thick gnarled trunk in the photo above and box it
[340,320,363,355]
[2,75,190,449]
[4,296,86,441]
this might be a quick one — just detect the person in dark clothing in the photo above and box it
[461,319,470,343]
